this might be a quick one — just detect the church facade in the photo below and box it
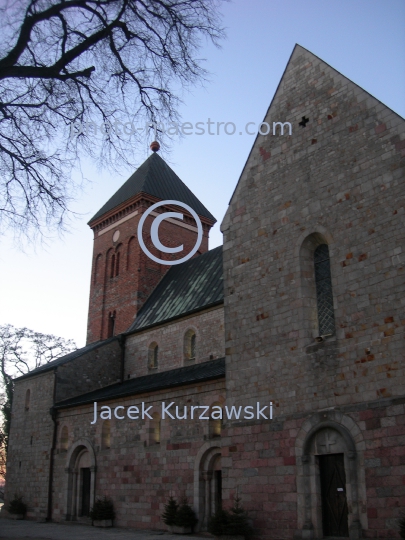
[3,45,405,539]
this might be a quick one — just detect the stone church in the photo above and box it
[3,45,405,539]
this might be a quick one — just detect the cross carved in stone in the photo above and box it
[318,430,337,453]
[299,116,309,127]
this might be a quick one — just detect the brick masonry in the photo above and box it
[87,196,213,344]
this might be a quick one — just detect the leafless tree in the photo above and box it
[0,0,224,241]
[0,324,76,467]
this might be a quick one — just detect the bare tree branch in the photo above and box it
[0,0,225,242]
[0,323,77,467]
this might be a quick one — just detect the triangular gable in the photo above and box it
[221,43,405,232]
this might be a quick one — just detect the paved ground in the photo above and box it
[0,520,210,540]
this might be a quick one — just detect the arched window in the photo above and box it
[148,342,158,369]
[60,426,69,451]
[110,254,115,278]
[107,311,116,338]
[149,413,161,445]
[314,244,335,336]
[101,420,111,449]
[184,329,196,362]
[115,251,121,276]
[25,389,30,411]
[209,402,223,438]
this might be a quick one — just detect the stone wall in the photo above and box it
[220,45,405,538]
[221,396,405,540]
[52,378,225,528]
[124,306,225,378]
[4,372,55,520]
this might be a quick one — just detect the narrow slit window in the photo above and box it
[116,252,120,276]
[314,244,335,336]
[148,343,158,369]
[25,389,30,411]
[107,311,116,338]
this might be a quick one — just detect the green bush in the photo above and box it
[8,495,27,515]
[162,496,179,526]
[174,498,198,530]
[208,497,253,539]
[89,496,115,521]
[227,497,253,538]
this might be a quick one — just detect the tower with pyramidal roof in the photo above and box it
[86,150,216,343]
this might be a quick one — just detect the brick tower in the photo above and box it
[86,147,216,344]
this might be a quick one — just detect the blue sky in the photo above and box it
[1,0,404,347]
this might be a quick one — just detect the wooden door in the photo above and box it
[214,470,222,512]
[80,467,91,516]
[319,454,349,537]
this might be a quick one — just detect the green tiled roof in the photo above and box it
[54,357,225,409]
[127,246,223,333]
[89,152,216,223]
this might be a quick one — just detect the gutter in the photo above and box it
[47,370,58,522]
[53,359,226,411]
[125,299,224,336]
[118,334,126,382]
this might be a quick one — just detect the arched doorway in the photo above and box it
[64,439,96,521]
[296,411,366,539]
[194,443,222,531]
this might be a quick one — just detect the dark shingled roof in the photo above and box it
[89,152,215,223]
[54,357,225,409]
[127,245,223,333]
[16,337,119,380]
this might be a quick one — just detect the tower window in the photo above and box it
[148,342,158,369]
[115,252,120,276]
[110,254,115,278]
[314,244,335,336]
[107,311,116,338]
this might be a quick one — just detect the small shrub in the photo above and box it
[162,496,179,526]
[208,508,230,536]
[89,496,115,521]
[208,497,253,538]
[227,497,253,538]
[174,498,198,530]
[8,495,27,515]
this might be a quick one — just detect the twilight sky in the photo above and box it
[1,0,404,347]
